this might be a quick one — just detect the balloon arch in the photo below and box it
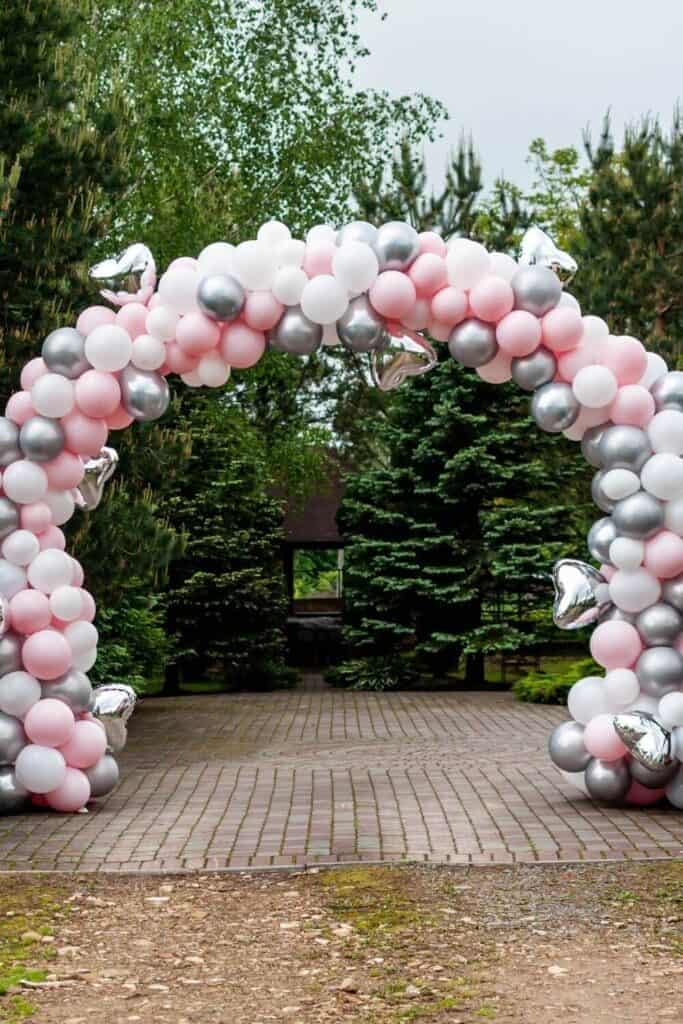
[0,219,682,815]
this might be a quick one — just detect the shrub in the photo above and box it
[513,657,600,705]
[327,656,420,692]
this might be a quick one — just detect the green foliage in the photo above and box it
[293,549,340,598]
[89,595,171,693]
[513,657,600,705]
[326,655,419,692]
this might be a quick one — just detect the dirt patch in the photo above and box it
[0,862,680,1023]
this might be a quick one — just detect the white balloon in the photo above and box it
[609,536,644,570]
[15,744,66,793]
[300,276,348,325]
[601,468,640,501]
[625,693,659,716]
[197,352,230,388]
[558,292,581,313]
[84,325,133,373]
[2,529,40,566]
[332,242,379,293]
[145,305,179,342]
[197,242,235,278]
[664,496,683,536]
[256,220,291,247]
[71,646,97,672]
[572,365,618,408]
[3,461,48,504]
[180,370,203,388]
[609,567,661,613]
[638,351,668,390]
[0,671,41,718]
[64,620,98,655]
[306,224,336,245]
[272,266,308,305]
[487,252,518,282]
[604,668,640,707]
[446,239,491,290]
[567,675,611,725]
[233,240,277,290]
[581,316,610,342]
[641,453,683,501]
[157,265,200,314]
[131,334,166,371]
[0,560,27,598]
[49,586,83,622]
[647,409,683,454]
[44,489,75,526]
[658,691,683,729]
[276,239,306,267]
[31,374,74,418]
[27,548,73,594]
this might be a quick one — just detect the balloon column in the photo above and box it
[0,221,682,814]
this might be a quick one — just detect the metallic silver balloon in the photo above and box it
[91,683,137,753]
[591,470,615,514]
[267,306,323,355]
[370,329,437,391]
[511,265,562,316]
[0,766,29,814]
[635,646,683,698]
[119,367,170,423]
[598,425,651,472]
[197,274,245,322]
[629,758,677,789]
[336,220,378,248]
[548,721,591,771]
[41,670,92,714]
[613,711,673,770]
[0,498,19,541]
[374,221,420,271]
[584,757,630,803]
[0,417,20,467]
[666,766,683,808]
[41,327,90,379]
[85,753,120,798]
[336,295,386,353]
[19,416,65,463]
[448,318,498,368]
[530,382,580,433]
[510,347,557,391]
[636,602,682,647]
[587,516,617,563]
[581,425,606,469]
[612,491,664,539]
[73,447,119,511]
[650,371,683,413]
[0,633,23,677]
[552,559,609,629]
[0,712,26,764]
[89,242,156,306]
[661,573,683,611]
[518,226,578,286]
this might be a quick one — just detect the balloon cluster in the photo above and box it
[1,219,681,812]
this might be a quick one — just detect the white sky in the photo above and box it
[356,0,682,189]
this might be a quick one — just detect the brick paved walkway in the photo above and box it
[0,686,681,872]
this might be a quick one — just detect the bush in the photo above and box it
[512,657,600,705]
[90,594,172,695]
[326,656,420,692]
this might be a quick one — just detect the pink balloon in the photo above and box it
[427,320,452,343]
[599,563,616,581]
[590,620,642,670]
[9,589,51,634]
[106,405,135,431]
[176,312,220,356]
[76,305,116,336]
[164,342,197,375]
[38,526,66,552]
[418,231,447,257]
[541,307,583,352]
[45,766,90,812]
[601,335,647,386]
[476,349,513,384]
[557,336,607,382]
[563,404,611,440]
[22,629,73,679]
[44,452,85,491]
[167,256,198,272]
[75,371,121,418]
[401,298,431,332]
[115,302,149,339]
[609,385,655,428]
[408,254,448,298]
[468,276,514,323]
[61,411,108,457]
[220,323,267,369]
[24,697,75,747]
[20,502,52,533]
[369,272,416,319]
[21,358,48,390]
[6,391,36,426]
[583,713,628,761]
[147,292,162,310]
[302,241,334,277]
[79,590,96,622]
[644,530,683,579]
[59,719,107,769]
[496,310,542,357]
[625,781,666,806]
[243,291,284,331]
[431,286,468,326]
[70,558,85,587]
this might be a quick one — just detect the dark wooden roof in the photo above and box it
[282,453,346,545]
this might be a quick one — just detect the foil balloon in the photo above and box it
[370,326,437,392]
[552,559,610,629]
[613,711,673,770]
[91,683,137,754]
[0,596,9,639]
[73,446,119,511]
[0,766,29,814]
[89,243,156,306]
[518,226,578,286]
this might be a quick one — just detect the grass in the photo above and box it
[316,867,437,935]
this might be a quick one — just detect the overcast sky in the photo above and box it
[355,1,682,190]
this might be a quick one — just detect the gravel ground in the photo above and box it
[1,862,681,1023]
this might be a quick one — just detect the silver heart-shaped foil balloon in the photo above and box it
[73,447,119,511]
[519,226,577,286]
[89,243,156,306]
[613,711,673,771]
[370,326,438,391]
[91,683,137,753]
[552,558,611,629]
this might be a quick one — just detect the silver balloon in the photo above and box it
[581,425,606,469]
[635,646,683,698]
[370,330,437,391]
[267,306,323,355]
[41,670,92,714]
[336,221,378,248]
[0,596,9,639]
[518,226,578,286]
[336,295,386,353]
[0,633,23,677]
[197,274,245,322]
[666,766,683,808]
[612,491,664,539]
[0,712,26,764]
[19,416,65,463]
[530,382,580,433]
[587,516,617,563]
[0,498,19,541]
[636,603,683,647]
[374,221,420,271]
[598,425,651,472]
[584,757,630,803]
[89,242,156,305]
[510,347,557,391]
[41,327,90,379]
[448,319,498,368]
[511,266,562,316]
[661,573,683,611]
[552,559,609,629]
[119,367,170,423]
[91,683,137,753]
[650,371,683,413]
[591,470,615,514]
[0,766,29,814]
[85,754,120,798]
[0,417,20,468]
[629,758,677,789]
[548,721,591,771]
[73,447,118,511]
[613,711,673,770]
